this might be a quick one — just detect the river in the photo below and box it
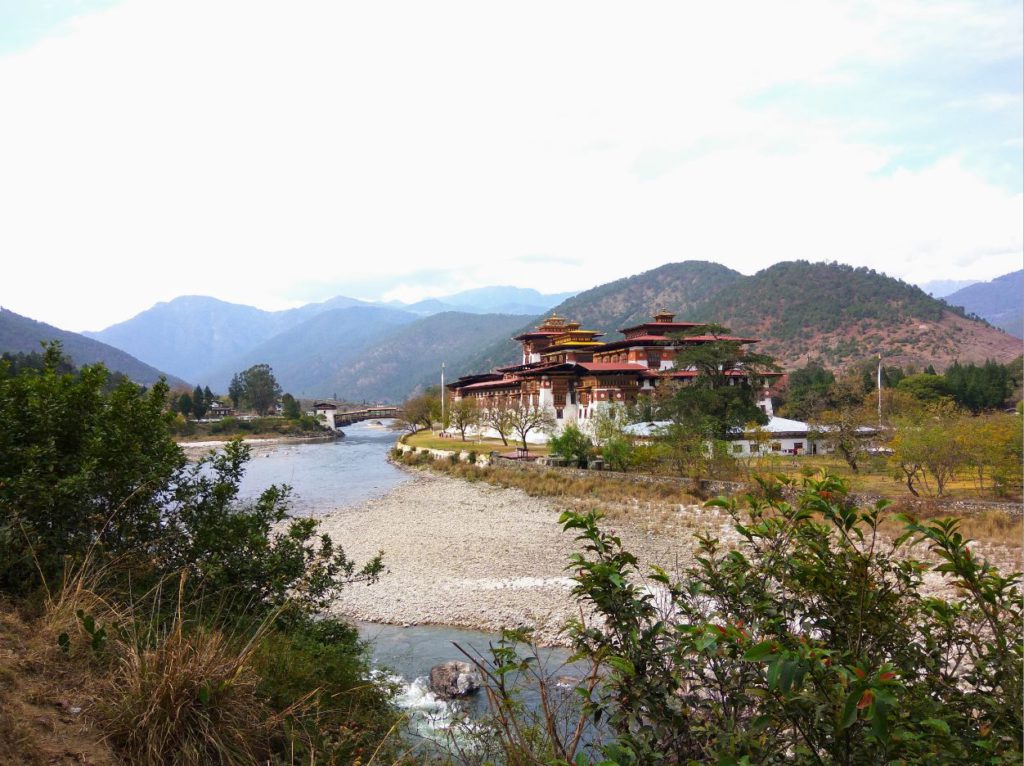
[228,421,581,749]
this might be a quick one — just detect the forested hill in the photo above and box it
[0,308,187,387]
[458,261,744,375]
[464,260,1022,375]
[943,270,1023,338]
[683,261,1020,369]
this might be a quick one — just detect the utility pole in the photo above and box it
[877,354,883,427]
[441,362,446,429]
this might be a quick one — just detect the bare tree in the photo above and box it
[482,401,516,446]
[449,398,480,441]
[399,392,437,434]
[507,400,557,451]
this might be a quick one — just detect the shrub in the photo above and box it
[557,473,1022,765]
[601,437,634,472]
[548,424,594,468]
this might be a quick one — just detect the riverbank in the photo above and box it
[177,433,338,459]
[319,469,731,646]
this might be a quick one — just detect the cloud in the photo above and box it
[0,0,1019,331]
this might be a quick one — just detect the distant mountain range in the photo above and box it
[918,278,978,298]
[0,307,186,387]
[942,270,1022,338]
[6,265,1019,403]
[466,261,1022,376]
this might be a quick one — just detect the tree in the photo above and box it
[482,401,516,446]
[239,364,282,416]
[203,385,214,403]
[590,402,630,447]
[177,391,193,418]
[228,373,244,409]
[449,397,480,441]
[892,405,968,496]
[192,384,208,419]
[782,361,836,419]
[0,343,183,593]
[663,325,778,438]
[399,392,438,434]
[281,392,301,419]
[814,378,874,473]
[507,399,556,451]
[548,423,594,467]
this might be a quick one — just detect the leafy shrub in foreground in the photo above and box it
[558,473,1022,765]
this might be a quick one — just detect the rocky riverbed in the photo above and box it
[319,470,729,646]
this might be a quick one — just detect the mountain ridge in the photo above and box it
[0,307,188,387]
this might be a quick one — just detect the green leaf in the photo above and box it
[743,640,777,661]
[606,656,635,676]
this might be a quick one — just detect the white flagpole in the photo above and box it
[441,362,446,429]
[877,355,882,426]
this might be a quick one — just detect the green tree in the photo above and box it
[783,361,836,419]
[548,423,594,467]
[192,384,207,419]
[203,385,214,403]
[239,364,282,416]
[663,325,778,438]
[0,344,183,593]
[897,373,953,404]
[601,436,635,472]
[228,373,244,409]
[178,391,193,418]
[281,393,301,419]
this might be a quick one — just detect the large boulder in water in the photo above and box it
[428,661,482,699]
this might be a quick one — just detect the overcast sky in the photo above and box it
[1,0,1021,332]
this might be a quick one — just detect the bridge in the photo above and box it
[315,403,403,428]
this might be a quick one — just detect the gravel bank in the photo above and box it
[318,470,717,646]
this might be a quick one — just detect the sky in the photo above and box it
[0,0,1021,332]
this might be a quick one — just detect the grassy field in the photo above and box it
[736,453,1016,501]
[403,429,552,456]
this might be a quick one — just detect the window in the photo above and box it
[732,443,743,454]
[556,408,563,419]
[771,442,781,452]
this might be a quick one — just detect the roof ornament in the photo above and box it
[654,307,675,323]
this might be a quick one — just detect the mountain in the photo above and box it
[439,286,578,315]
[200,305,417,395]
[84,294,375,382]
[319,312,536,402]
[461,261,744,374]
[465,261,1021,374]
[0,307,186,387]
[942,270,1023,338]
[394,287,577,317]
[918,279,977,298]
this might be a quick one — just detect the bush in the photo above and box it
[556,473,1022,765]
[548,424,594,468]
[601,437,634,472]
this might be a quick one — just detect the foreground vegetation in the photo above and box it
[0,346,402,765]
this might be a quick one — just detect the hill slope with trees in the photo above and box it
[0,307,186,386]
[466,261,1021,375]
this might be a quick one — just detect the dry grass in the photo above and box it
[0,600,117,766]
[403,429,552,455]
[99,617,271,766]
